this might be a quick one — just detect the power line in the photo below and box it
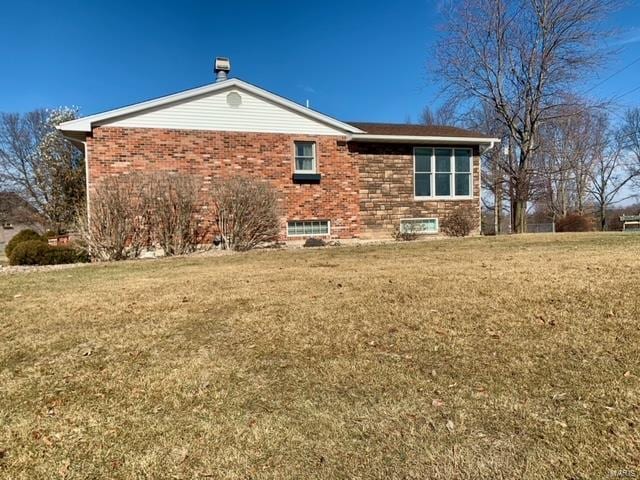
[611,83,640,103]
[583,54,640,95]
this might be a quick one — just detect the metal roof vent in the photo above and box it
[214,57,231,82]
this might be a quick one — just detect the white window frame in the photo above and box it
[413,147,473,200]
[294,141,317,174]
[400,217,439,235]
[286,219,331,237]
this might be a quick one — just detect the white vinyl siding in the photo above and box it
[101,88,345,136]
[287,220,330,237]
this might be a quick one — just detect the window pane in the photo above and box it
[296,157,314,171]
[435,173,451,196]
[415,148,431,172]
[296,142,313,157]
[401,219,437,234]
[287,220,329,236]
[415,173,431,196]
[455,173,471,196]
[455,150,471,173]
[435,149,451,172]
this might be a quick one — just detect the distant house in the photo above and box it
[620,214,640,232]
[58,58,499,241]
[0,192,44,250]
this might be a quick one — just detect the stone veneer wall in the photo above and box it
[350,142,481,238]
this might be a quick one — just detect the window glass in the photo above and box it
[455,149,471,173]
[415,148,431,172]
[415,173,431,197]
[414,148,472,198]
[294,141,316,172]
[435,173,451,196]
[400,218,438,234]
[287,220,329,236]
[435,149,451,172]
[454,149,471,196]
[455,173,471,196]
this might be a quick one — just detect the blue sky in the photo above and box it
[1,0,640,124]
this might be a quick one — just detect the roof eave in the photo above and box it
[56,78,365,135]
[347,134,501,145]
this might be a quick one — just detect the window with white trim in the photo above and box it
[287,220,330,236]
[294,141,316,173]
[414,147,472,198]
[400,218,438,235]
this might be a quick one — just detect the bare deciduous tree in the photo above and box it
[620,107,640,190]
[420,103,458,126]
[210,176,280,251]
[467,101,509,233]
[0,108,85,233]
[588,132,638,231]
[537,102,606,219]
[434,0,618,232]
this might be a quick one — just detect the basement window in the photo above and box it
[400,218,438,235]
[287,220,330,237]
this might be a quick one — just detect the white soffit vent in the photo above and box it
[226,91,242,107]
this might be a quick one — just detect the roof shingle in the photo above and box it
[348,122,490,138]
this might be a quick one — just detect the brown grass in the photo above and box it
[1,233,639,479]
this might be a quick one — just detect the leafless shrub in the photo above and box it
[555,213,594,232]
[76,172,205,261]
[147,173,205,256]
[210,176,280,251]
[393,224,418,241]
[75,174,152,261]
[441,210,475,237]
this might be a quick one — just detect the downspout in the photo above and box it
[82,139,90,231]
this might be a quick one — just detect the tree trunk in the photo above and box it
[495,183,502,234]
[600,202,606,231]
[513,200,527,233]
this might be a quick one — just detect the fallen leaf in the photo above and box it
[446,420,455,432]
[59,460,70,477]
[624,371,631,377]
[13,294,22,299]
[432,399,445,408]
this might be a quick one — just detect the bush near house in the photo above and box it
[441,209,475,237]
[4,228,44,257]
[8,239,87,266]
[555,213,594,232]
[210,176,280,251]
[76,172,206,261]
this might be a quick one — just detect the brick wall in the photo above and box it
[350,142,481,238]
[87,127,360,239]
[86,127,483,241]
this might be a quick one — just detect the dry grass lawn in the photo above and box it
[1,233,640,479]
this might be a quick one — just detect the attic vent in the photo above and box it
[226,91,242,108]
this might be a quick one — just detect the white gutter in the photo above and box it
[347,134,501,145]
